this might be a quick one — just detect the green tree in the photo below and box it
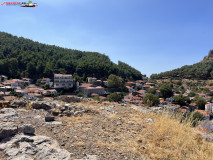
[107,93,123,102]
[143,93,159,107]
[194,97,206,110]
[147,88,156,94]
[42,84,50,90]
[188,92,196,97]
[159,84,173,99]
[174,95,190,106]
[107,74,124,88]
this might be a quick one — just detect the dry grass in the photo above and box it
[74,141,85,147]
[132,113,213,160]
[98,110,213,159]
[25,103,33,110]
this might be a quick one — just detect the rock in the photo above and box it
[144,118,154,123]
[52,110,59,116]
[60,107,66,112]
[74,111,83,117]
[66,111,73,117]
[75,154,98,160]
[0,122,18,141]
[10,100,27,108]
[45,113,55,122]
[0,134,71,160]
[21,124,35,135]
[31,101,52,110]
[0,108,18,122]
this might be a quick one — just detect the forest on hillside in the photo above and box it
[151,60,213,80]
[0,32,142,82]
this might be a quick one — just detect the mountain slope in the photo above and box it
[0,32,142,81]
[150,50,213,80]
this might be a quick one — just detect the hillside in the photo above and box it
[1,99,213,160]
[0,32,142,81]
[151,50,213,80]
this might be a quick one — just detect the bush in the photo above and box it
[107,93,124,102]
[143,93,159,107]
[77,92,84,97]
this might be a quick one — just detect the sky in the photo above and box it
[0,0,213,77]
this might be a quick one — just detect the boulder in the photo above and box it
[0,108,18,122]
[10,100,27,108]
[21,124,35,135]
[45,113,55,122]
[52,110,59,116]
[0,134,71,160]
[60,107,66,112]
[65,111,74,117]
[0,122,18,141]
[74,111,83,117]
[31,101,52,110]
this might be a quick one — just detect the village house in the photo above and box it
[146,82,155,87]
[87,77,97,83]
[94,80,102,86]
[27,93,42,99]
[0,75,8,82]
[136,80,145,85]
[204,96,212,102]
[206,86,213,91]
[189,103,198,111]
[123,93,143,105]
[41,78,51,85]
[125,82,136,88]
[22,78,32,85]
[3,96,15,101]
[155,90,161,96]
[42,89,57,96]
[195,110,211,120]
[54,74,73,89]
[103,81,108,86]
[126,86,135,93]
[79,83,105,97]
[142,85,151,90]
[205,103,213,112]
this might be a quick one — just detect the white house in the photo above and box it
[54,74,74,89]
[205,103,213,111]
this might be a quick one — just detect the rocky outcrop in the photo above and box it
[0,108,18,122]
[0,134,71,160]
[10,100,27,108]
[30,101,52,110]
[0,122,18,141]
[21,124,35,135]
[45,113,55,122]
[202,50,213,62]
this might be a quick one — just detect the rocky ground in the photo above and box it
[0,96,213,160]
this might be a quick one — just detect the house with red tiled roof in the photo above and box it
[42,89,57,96]
[142,85,151,90]
[41,78,51,84]
[3,96,15,101]
[204,96,212,102]
[195,110,211,120]
[126,86,135,93]
[123,93,143,105]
[0,75,8,82]
[79,83,104,97]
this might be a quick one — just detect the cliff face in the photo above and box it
[202,50,213,62]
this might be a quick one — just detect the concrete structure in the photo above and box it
[54,74,73,89]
